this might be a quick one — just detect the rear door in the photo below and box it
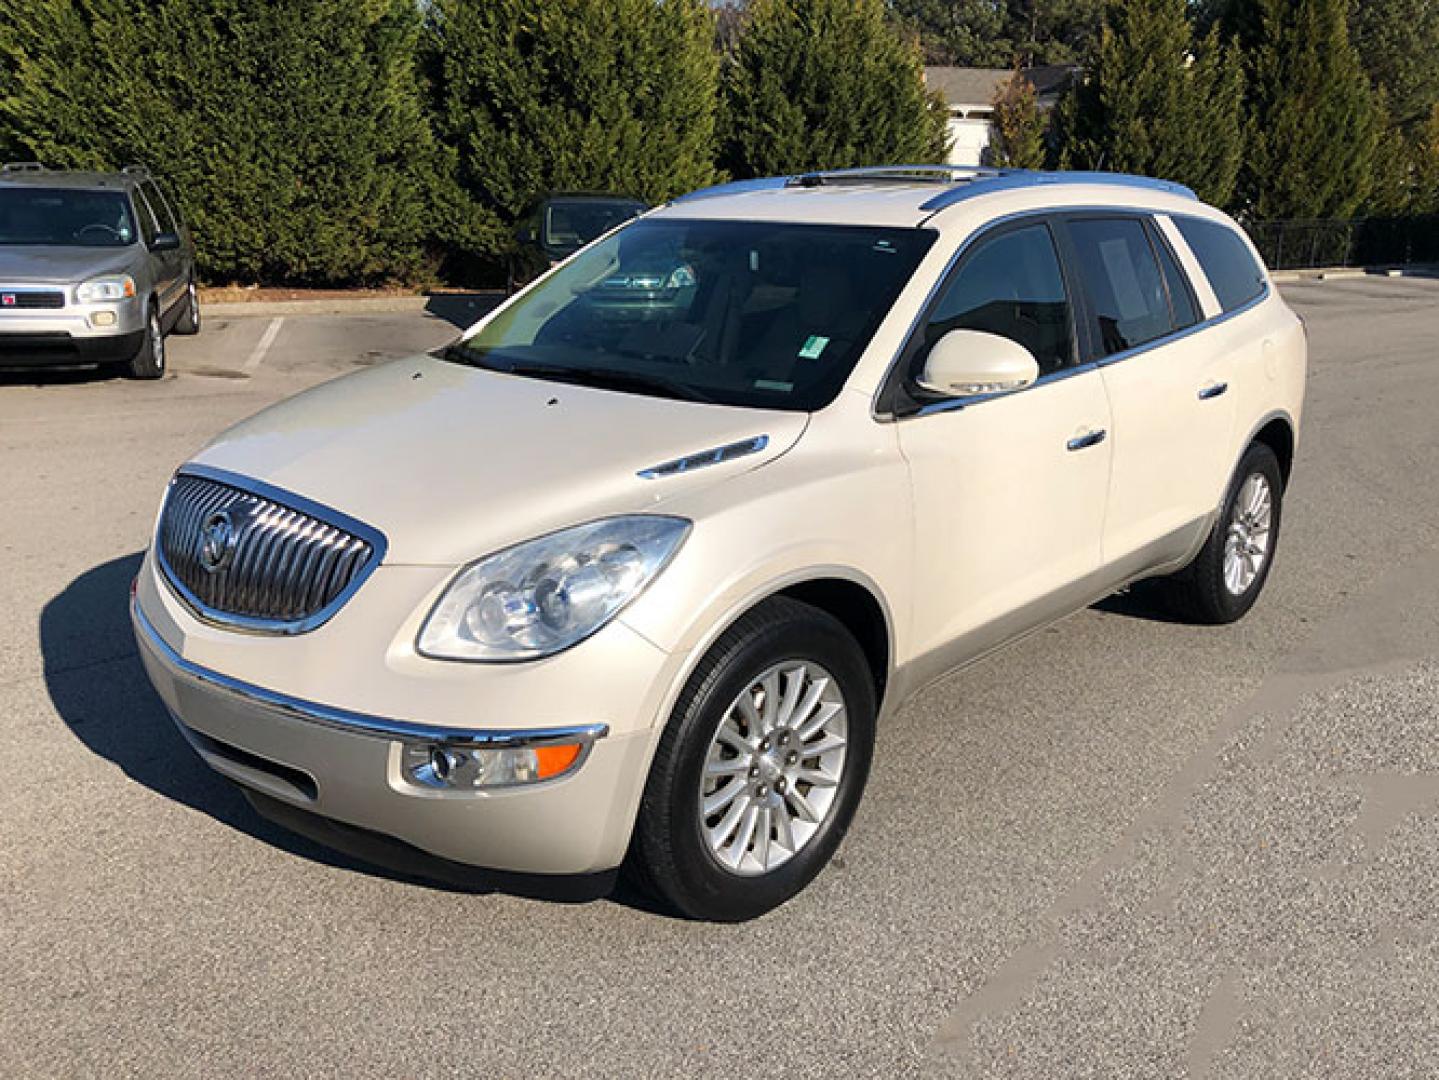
[1060,213,1236,568]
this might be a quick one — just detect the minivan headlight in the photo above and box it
[417,516,690,661]
[76,275,136,303]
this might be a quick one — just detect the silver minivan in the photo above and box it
[0,162,199,378]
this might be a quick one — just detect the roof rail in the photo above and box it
[121,164,151,178]
[789,164,1011,188]
[669,176,793,204]
[1,162,45,174]
[920,169,1197,212]
[669,166,1198,211]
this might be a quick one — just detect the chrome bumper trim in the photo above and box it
[132,597,610,750]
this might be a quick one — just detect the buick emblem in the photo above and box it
[199,509,239,573]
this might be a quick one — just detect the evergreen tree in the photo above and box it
[989,71,1047,168]
[888,0,1103,67]
[0,0,452,285]
[1243,0,1380,219]
[1060,0,1244,207]
[722,0,949,177]
[429,0,720,224]
[1351,0,1439,130]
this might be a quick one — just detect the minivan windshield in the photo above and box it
[0,188,138,247]
[447,218,935,411]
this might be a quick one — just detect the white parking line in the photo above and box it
[241,317,284,373]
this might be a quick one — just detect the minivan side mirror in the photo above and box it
[916,329,1040,399]
[150,231,181,252]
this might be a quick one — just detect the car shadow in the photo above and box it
[40,552,663,913]
[1091,581,1193,625]
[0,364,121,387]
[423,291,504,329]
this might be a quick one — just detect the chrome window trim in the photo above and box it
[133,598,610,751]
[154,462,389,636]
[870,206,1274,423]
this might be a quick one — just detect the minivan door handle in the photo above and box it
[1066,429,1107,452]
[1198,381,1229,401]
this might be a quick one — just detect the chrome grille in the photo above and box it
[156,470,383,632]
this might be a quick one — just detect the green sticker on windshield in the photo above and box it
[798,334,830,360]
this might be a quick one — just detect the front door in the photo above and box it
[893,220,1113,682]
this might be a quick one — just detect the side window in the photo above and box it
[1174,217,1267,313]
[131,189,160,246]
[1150,224,1199,329]
[140,182,176,234]
[923,223,1074,377]
[1067,217,1173,357]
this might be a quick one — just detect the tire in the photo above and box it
[173,277,201,335]
[125,302,166,380]
[1156,442,1284,624]
[629,597,876,922]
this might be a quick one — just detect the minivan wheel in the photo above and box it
[629,597,876,921]
[173,278,201,335]
[1158,442,1284,624]
[125,303,166,379]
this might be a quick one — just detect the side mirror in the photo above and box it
[150,231,181,252]
[515,226,535,246]
[916,329,1040,398]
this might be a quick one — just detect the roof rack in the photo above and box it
[1,162,45,174]
[788,164,1011,188]
[670,166,1198,210]
[919,170,1197,212]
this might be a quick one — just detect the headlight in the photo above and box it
[417,516,690,661]
[76,275,136,303]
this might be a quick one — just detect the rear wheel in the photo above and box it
[1155,442,1283,624]
[124,303,166,380]
[629,597,876,921]
[173,277,201,335]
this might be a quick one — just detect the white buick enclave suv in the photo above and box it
[132,166,1305,920]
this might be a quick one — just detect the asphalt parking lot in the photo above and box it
[3,277,1438,1078]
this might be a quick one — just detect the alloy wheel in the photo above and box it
[698,660,848,876]
[1223,472,1272,595]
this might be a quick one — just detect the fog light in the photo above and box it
[92,311,117,327]
[402,740,586,790]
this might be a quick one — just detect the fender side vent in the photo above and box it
[638,435,770,479]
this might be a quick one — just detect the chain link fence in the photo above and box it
[1246,216,1439,271]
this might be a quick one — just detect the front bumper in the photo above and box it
[132,593,660,876]
[0,294,147,366]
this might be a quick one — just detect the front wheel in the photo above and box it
[124,303,166,379]
[629,597,876,921]
[1157,442,1284,624]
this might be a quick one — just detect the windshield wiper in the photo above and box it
[495,361,712,404]
[436,345,712,403]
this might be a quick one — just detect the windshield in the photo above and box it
[541,199,645,255]
[0,188,138,247]
[451,218,935,411]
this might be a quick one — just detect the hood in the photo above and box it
[191,355,809,565]
[0,244,138,284]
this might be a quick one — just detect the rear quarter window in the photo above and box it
[1174,217,1267,313]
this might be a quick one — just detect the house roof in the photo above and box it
[924,65,1080,108]
[923,67,1012,108]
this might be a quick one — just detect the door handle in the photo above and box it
[1198,381,1229,401]
[1067,429,1107,452]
